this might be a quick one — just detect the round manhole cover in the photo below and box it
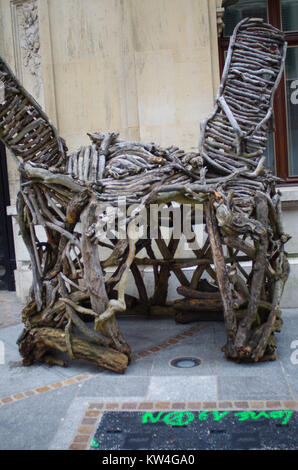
[170,357,201,368]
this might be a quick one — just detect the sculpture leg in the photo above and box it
[205,190,289,362]
[204,199,238,359]
[81,199,131,357]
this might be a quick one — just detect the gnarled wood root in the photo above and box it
[18,327,129,373]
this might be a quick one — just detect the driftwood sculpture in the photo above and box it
[0,18,290,373]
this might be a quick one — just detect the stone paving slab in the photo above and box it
[0,384,80,450]
[149,343,218,377]
[146,376,217,402]
[0,342,71,397]
[0,323,23,348]
[0,291,23,328]
[78,376,151,400]
[0,291,298,450]
[217,374,293,401]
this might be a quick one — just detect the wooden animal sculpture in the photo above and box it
[0,18,289,372]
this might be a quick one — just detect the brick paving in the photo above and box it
[0,374,92,408]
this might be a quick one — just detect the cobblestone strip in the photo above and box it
[0,374,92,407]
[131,324,205,361]
[69,408,103,451]
[68,399,298,450]
[0,324,204,407]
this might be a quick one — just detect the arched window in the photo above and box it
[219,0,298,183]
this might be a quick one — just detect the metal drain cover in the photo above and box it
[91,410,298,450]
[123,433,152,449]
[170,357,201,368]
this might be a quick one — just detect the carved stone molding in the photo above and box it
[11,0,44,107]
[216,2,225,38]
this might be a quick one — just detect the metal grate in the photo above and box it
[91,410,298,450]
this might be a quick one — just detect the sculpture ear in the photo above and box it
[0,55,67,168]
[87,131,119,147]
[199,17,286,174]
[87,132,106,145]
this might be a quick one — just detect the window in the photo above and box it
[219,0,298,183]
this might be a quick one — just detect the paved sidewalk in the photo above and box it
[0,291,297,450]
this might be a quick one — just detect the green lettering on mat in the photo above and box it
[163,412,194,426]
[142,412,164,424]
[141,410,294,426]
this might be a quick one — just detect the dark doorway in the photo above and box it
[0,142,16,290]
